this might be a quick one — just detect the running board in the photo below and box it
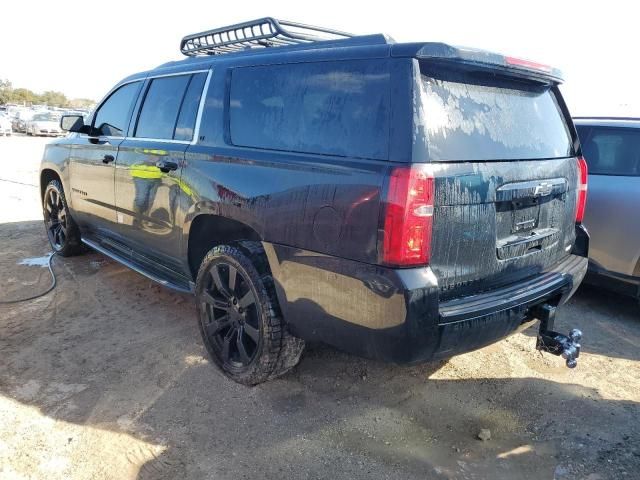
[81,237,194,294]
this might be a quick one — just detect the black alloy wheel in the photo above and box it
[42,180,82,257]
[44,187,68,250]
[196,242,305,385]
[200,261,260,367]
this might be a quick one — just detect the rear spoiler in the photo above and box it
[392,42,564,84]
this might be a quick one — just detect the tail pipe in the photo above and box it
[532,303,582,368]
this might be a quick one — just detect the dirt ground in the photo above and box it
[0,135,639,480]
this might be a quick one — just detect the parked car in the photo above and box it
[11,110,32,133]
[27,112,63,136]
[574,117,640,301]
[41,18,588,384]
[0,113,12,136]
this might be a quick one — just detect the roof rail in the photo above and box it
[180,17,355,56]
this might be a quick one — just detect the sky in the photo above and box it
[1,0,638,116]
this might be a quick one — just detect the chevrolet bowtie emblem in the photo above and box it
[533,182,553,197]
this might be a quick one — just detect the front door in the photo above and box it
[68,81,142,236]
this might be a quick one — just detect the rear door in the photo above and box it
[414,62,578,299]
[68,81,142,234]
[576,125,640,276]
[115,71,208,274]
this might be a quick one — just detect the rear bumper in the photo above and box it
[265,231,588,364]
[583,263,640,300]
[432,253,587,360]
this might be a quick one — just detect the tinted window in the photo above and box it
[577,126,640,176]
[418,65,572,161]
[229,60,390,159]
[174,73,207,141]
[93,82,141,137]
[135,75,191,140]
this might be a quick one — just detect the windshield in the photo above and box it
[33,113,59,122]
[417,65,573,161]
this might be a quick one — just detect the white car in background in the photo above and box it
[26,112,63,137]
[0,113,12,136]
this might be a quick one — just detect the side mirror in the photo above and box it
[60,115,88,133]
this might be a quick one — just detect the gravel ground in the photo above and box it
[0,135,639,480]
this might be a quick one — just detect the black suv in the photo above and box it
[41,18,588,384]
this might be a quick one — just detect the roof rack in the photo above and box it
[180,17,355,57]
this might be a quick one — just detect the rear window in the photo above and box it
[418,65,573,161]
[576,126,640,176]
[229,60,390,160]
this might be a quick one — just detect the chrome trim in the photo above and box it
[127,137,192,145]
[76,135,122,142]
[147,69,209,79]
[191,69,213,145]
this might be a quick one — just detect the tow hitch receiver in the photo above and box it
[533,304,582,368]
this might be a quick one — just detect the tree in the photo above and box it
[0,79,12,104]
[9,88,37,105]
[0,79,95,108]
[68,97,95,109]
[39,90,69,107]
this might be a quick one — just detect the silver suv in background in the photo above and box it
[574,117,640,302]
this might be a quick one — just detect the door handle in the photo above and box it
[156,160,178,173]
[90,137,110,146]
[102,154,115,164]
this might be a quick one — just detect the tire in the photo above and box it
[42,179,83,257]
[195,241,305,385]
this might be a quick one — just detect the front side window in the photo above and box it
[93,82,141,137]
[576,126,640,176]
[229,60,390,160]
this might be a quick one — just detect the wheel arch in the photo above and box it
[186,213,263,280]
[40,168,63,201]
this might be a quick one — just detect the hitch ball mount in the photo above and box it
[533,304,582,369]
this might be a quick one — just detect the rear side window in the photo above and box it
[229,60,390,160]
[418,64,573,161]
[136,75,191,140]
[576,126,640,176]
[175,73,207,141]
[93,81,141,137]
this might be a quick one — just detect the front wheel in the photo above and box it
[43,180,83,256]
[195,241,305,385]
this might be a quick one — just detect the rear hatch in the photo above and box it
[413,54,579,300]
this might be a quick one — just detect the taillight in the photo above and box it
[575,156,588,223]
[382,165,434,266]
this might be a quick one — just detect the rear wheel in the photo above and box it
[195,241,304,385]
[43,180,83,256]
